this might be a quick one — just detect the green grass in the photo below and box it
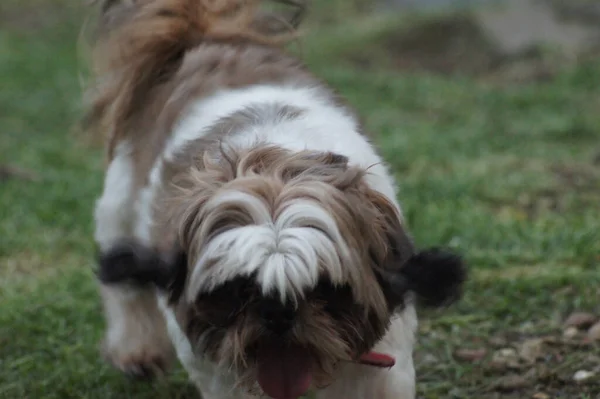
[1,1,600,398]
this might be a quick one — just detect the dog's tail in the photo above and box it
[84,0,306,158]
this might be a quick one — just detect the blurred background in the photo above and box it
[1,0,599,398]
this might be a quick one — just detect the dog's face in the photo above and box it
[170,146,412,397]
[99,145,465,398]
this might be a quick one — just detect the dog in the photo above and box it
[86,1,466,398]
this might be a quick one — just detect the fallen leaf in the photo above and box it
[453,348,487,362]
[0,164,39,182]
[540,335,559,345]
[532,393,550,399]
[494,374,529,392]
[564,312,597,330]
[588,321,600,341]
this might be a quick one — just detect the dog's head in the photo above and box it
[98,145,465,398]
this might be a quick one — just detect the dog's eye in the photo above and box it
[194,277,256,327]
[228,278,254,300]
[310,279,355,318]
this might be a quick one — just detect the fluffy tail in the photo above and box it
[84,0,306,158]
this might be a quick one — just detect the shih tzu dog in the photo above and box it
[86,1,466,398]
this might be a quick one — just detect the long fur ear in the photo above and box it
[380,247,467,309]
[97,240,188,303]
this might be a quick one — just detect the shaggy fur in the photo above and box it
[88,1,466,398]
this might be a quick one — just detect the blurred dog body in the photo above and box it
[88,1,465,398]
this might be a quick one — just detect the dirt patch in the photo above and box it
[548,0,600,27]
[0,164,40,182]
[417,318,600,398]
[348,0,600,83]
[522,162,600,218]
[479,160,600,220]
[0,0,82,34]
[475,332,600,397]
[383,14,501,76]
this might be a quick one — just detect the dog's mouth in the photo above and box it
[256,340,396,399]
[257,341,313,399]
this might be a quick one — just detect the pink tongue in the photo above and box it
[257,343,313,399]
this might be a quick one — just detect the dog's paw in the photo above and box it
[101,337,172,380]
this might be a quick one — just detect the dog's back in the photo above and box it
[86,0,309,179]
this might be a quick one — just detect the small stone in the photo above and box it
[518,321,536,333]
[489,336,508,347]
[487,360,510,371]
[421,354,439,364]
[491,347,521,370]
[493,348,518,361]
[498,348,518,358]
[532,393,550,399]
[573,369,595,383]
[593,150,600,166]
[454,348,487,362]
[563,326,579,339]
[564,312,598,329]
[587,321,600,341]
[518,338,544,363]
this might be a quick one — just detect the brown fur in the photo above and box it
[85,0,310,163]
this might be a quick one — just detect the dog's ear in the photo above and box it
[368,193,466,310]
[97,240,188,303]
[378,246,466,310]
[398,248,466,307]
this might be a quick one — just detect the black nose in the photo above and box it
[258,299,296,334]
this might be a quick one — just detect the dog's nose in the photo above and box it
[258,299,296,334]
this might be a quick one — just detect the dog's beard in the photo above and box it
[179,277,391,397]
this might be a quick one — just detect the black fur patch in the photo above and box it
[309,280,386,357]
[401,247,467,308]
[97,240,187,303]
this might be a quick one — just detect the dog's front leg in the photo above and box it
[94,143,174,378]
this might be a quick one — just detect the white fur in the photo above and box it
[94,142,135,251]
[101,83,417,398]
[170,84,401,211]
[157,83,404,302]
[188,191,354,302]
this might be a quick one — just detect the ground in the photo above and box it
[1,1,599,398]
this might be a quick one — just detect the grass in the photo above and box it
[1,1,600,398]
